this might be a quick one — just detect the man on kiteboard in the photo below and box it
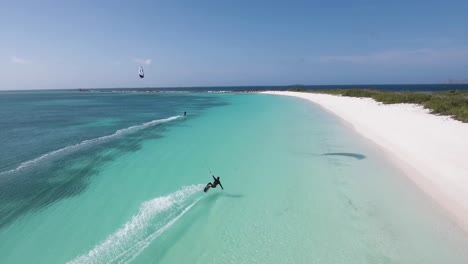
[204,175,223,192]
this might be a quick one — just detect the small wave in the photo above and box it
[68,184,204,264]
[0,115,181,176]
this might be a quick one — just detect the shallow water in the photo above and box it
[1,92,467,263]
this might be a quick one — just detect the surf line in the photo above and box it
[0,115,182,176]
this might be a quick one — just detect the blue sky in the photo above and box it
[1,0,468,89]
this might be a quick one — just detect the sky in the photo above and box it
[1,0,468,90]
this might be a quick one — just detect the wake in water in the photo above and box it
[68,184,204,264]
[0,116,182,176]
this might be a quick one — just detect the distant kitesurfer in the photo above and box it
[184,111,186,116]
[204,175,223,192]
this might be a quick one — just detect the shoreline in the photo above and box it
[261,91,468,232]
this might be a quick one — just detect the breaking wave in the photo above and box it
[0,116,182,176]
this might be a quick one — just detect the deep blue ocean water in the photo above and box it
[0,90,226,230]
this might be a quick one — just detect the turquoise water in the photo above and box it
[1,91,468,263]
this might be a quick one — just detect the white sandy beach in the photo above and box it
[262,91,468,231]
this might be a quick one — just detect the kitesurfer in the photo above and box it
[184,111,186,116]
[204,175,223,192]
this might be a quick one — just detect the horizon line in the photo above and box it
[2,82,468,92]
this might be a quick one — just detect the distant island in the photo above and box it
[447,79,468,85]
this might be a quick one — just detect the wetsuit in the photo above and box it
[204,176,223,192]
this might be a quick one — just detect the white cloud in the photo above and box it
[319,47,468,65]
[133,58,152,65]
[11,56,31,64]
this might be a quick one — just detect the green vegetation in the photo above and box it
[287,88,468,122]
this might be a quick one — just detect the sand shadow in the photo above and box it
[321,152,366,160]
[203,192,245,202]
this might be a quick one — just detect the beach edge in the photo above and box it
[260,91,468,232]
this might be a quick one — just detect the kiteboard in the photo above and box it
[204,184,211,193]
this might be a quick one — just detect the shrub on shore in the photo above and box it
[287,88,468,122]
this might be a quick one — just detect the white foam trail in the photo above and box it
[117,198,202,264]
[68,184,204,264]
[0,115,181,175]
